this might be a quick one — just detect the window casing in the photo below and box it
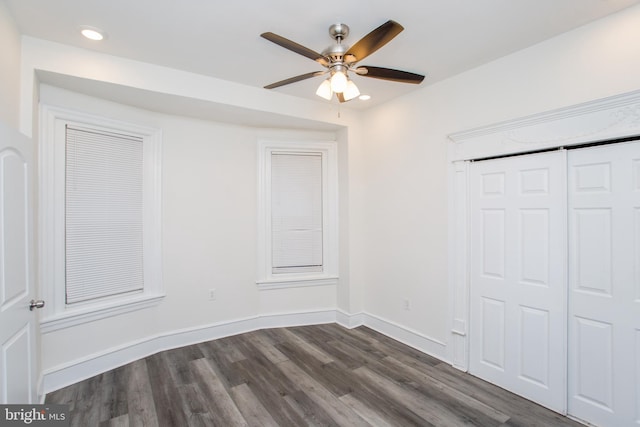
[257,140,338,289]
[39,106,163,332]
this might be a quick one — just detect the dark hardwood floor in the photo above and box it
[46,324,583,426]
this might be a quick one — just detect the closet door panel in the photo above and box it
[519,208,550,286]
[573,317,614,410]
[470,150,567,413]
[568,140,640,427]
[573,208,612,294]
[519,305,550,386]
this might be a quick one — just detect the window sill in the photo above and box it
[256,276,338,290]
[40,293,165,333]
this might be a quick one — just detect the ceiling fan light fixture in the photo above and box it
[330,69,348,93]
[316,79,333,100]
[343,79,360,101]
[261,20,425,102]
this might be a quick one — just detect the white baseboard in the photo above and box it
[42,315,256,395]
[258,309,337,329]
[360,313,449,363]
[336,309,365,328]
[41,309,449,395]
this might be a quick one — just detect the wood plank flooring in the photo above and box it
[46,324,583,426]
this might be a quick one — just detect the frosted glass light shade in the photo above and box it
[330,71,348,93]
[343,80,360,101]
[316,79,333,100]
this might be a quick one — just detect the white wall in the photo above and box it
[12,34,367,387]
[38,85,343,372]
[0,0,21,128]
[359,4,640,346]
[19,37,362,138]
[25,1,640,390]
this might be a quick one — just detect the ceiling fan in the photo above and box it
[261,20,425,102]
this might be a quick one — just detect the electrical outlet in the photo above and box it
[208,289,216,301]
[403,298,410,311]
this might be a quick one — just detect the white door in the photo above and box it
[470,150,567,413]
[567,141,640,426]
[0,122,39,404]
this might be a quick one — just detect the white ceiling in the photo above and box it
[5,0,640,110]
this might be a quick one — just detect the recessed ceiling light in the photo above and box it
[80,26,106,41]
[359,95,371,101]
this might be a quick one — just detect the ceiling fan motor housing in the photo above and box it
[328,23,349,41]
[323,23,350,65]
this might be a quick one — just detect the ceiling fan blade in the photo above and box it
[357,66,425,84]
[264,71,326,89]
[344,20,404,63]
[261,32,329,67]
[336,92,346,103]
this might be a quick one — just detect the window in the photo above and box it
[271,152,323,274]
[65,126,145,304]
[257,140,338,289]
[40,106,163,332]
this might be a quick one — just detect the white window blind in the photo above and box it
[65,126,144,304]
[271,153,323,274]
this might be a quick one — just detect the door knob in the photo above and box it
[29,299,45,311]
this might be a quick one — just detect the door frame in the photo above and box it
[447,89,640,372]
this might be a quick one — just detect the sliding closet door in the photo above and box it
[567,140,640,426]
[469,150,567,413]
